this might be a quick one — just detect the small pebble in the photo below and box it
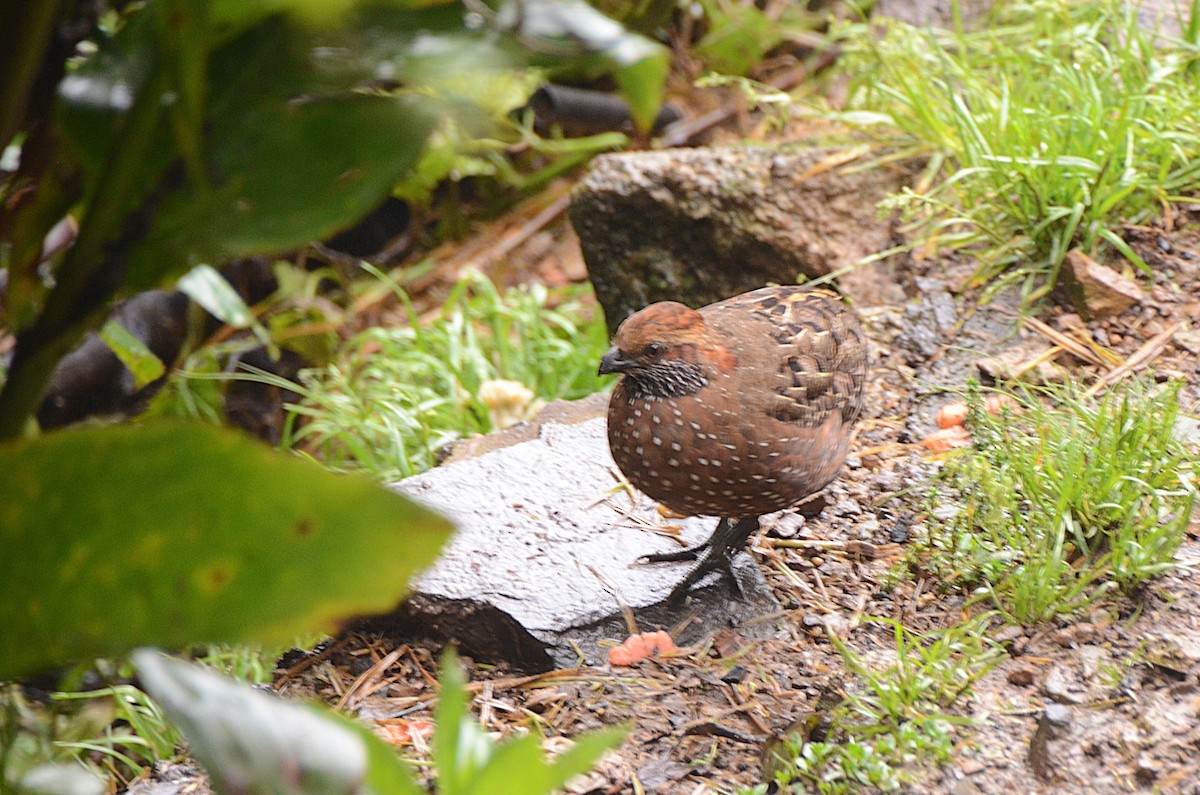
[1050,622,1096,647]
[1136,755,1160,783]
[1007,667,1036,686]
[833,498,862,516]
[1043,703,1072,729]
[1041,665,1082,704]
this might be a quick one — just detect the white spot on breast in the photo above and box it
[635,445,644,455]
[625,418,635,426]
[668,458,679,467]
[698,458,708,465]
[671,442,682,452]
[653,436,663,446]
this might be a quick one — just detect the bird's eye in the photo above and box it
[645,342,666,359]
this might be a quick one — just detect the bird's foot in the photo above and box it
[638,517,760,606]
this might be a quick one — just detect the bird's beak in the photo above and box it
[598,347,631,375]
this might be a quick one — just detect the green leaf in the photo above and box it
[0,422,454,680]
[429,648,626,795]
[57,14,440,292]
[432,648,481,795]
[98,319,167,389]
[122,26,439,287]
[538,725,628,791]
[134,649,372,795]
[611,51,669,134]
[97,652,421,793]
[177,264,257,328]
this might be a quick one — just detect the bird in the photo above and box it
[598,285,867,604]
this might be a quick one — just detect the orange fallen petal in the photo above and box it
[644,630,677,654]
[922,425,971,451]
[607,646,633,666]
[608,631,678,666]
[375,718,435,746]
[936,402,969,429]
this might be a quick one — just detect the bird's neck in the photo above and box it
[623,359,708,400]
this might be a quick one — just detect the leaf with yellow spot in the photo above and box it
[0,421,454,680]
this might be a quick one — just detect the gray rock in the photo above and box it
[897,278,958,361]
[1041,664,1084,704]
[379,416,782,671]
[570,147,910,333]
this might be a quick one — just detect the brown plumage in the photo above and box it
[598,285,867,603]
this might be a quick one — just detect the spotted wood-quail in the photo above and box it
[598,285,867,603]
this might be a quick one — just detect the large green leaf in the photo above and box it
[56,12,441,292]
[0,422,454,680]
[121,19,439,288]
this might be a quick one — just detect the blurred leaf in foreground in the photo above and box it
[0,422,454,680]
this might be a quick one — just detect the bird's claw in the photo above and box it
[637,546,704,565]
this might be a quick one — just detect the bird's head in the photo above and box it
[598,301,735,398]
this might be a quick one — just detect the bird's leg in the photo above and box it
[639,516,761,605]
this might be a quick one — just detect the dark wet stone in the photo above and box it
[570,147,911,333]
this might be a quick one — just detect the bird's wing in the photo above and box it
[704,287,867,428]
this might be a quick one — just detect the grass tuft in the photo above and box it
[763,616,1002,793]
[280,271,612,481]
[907,381,1197,624]
[824,0,1200,299]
